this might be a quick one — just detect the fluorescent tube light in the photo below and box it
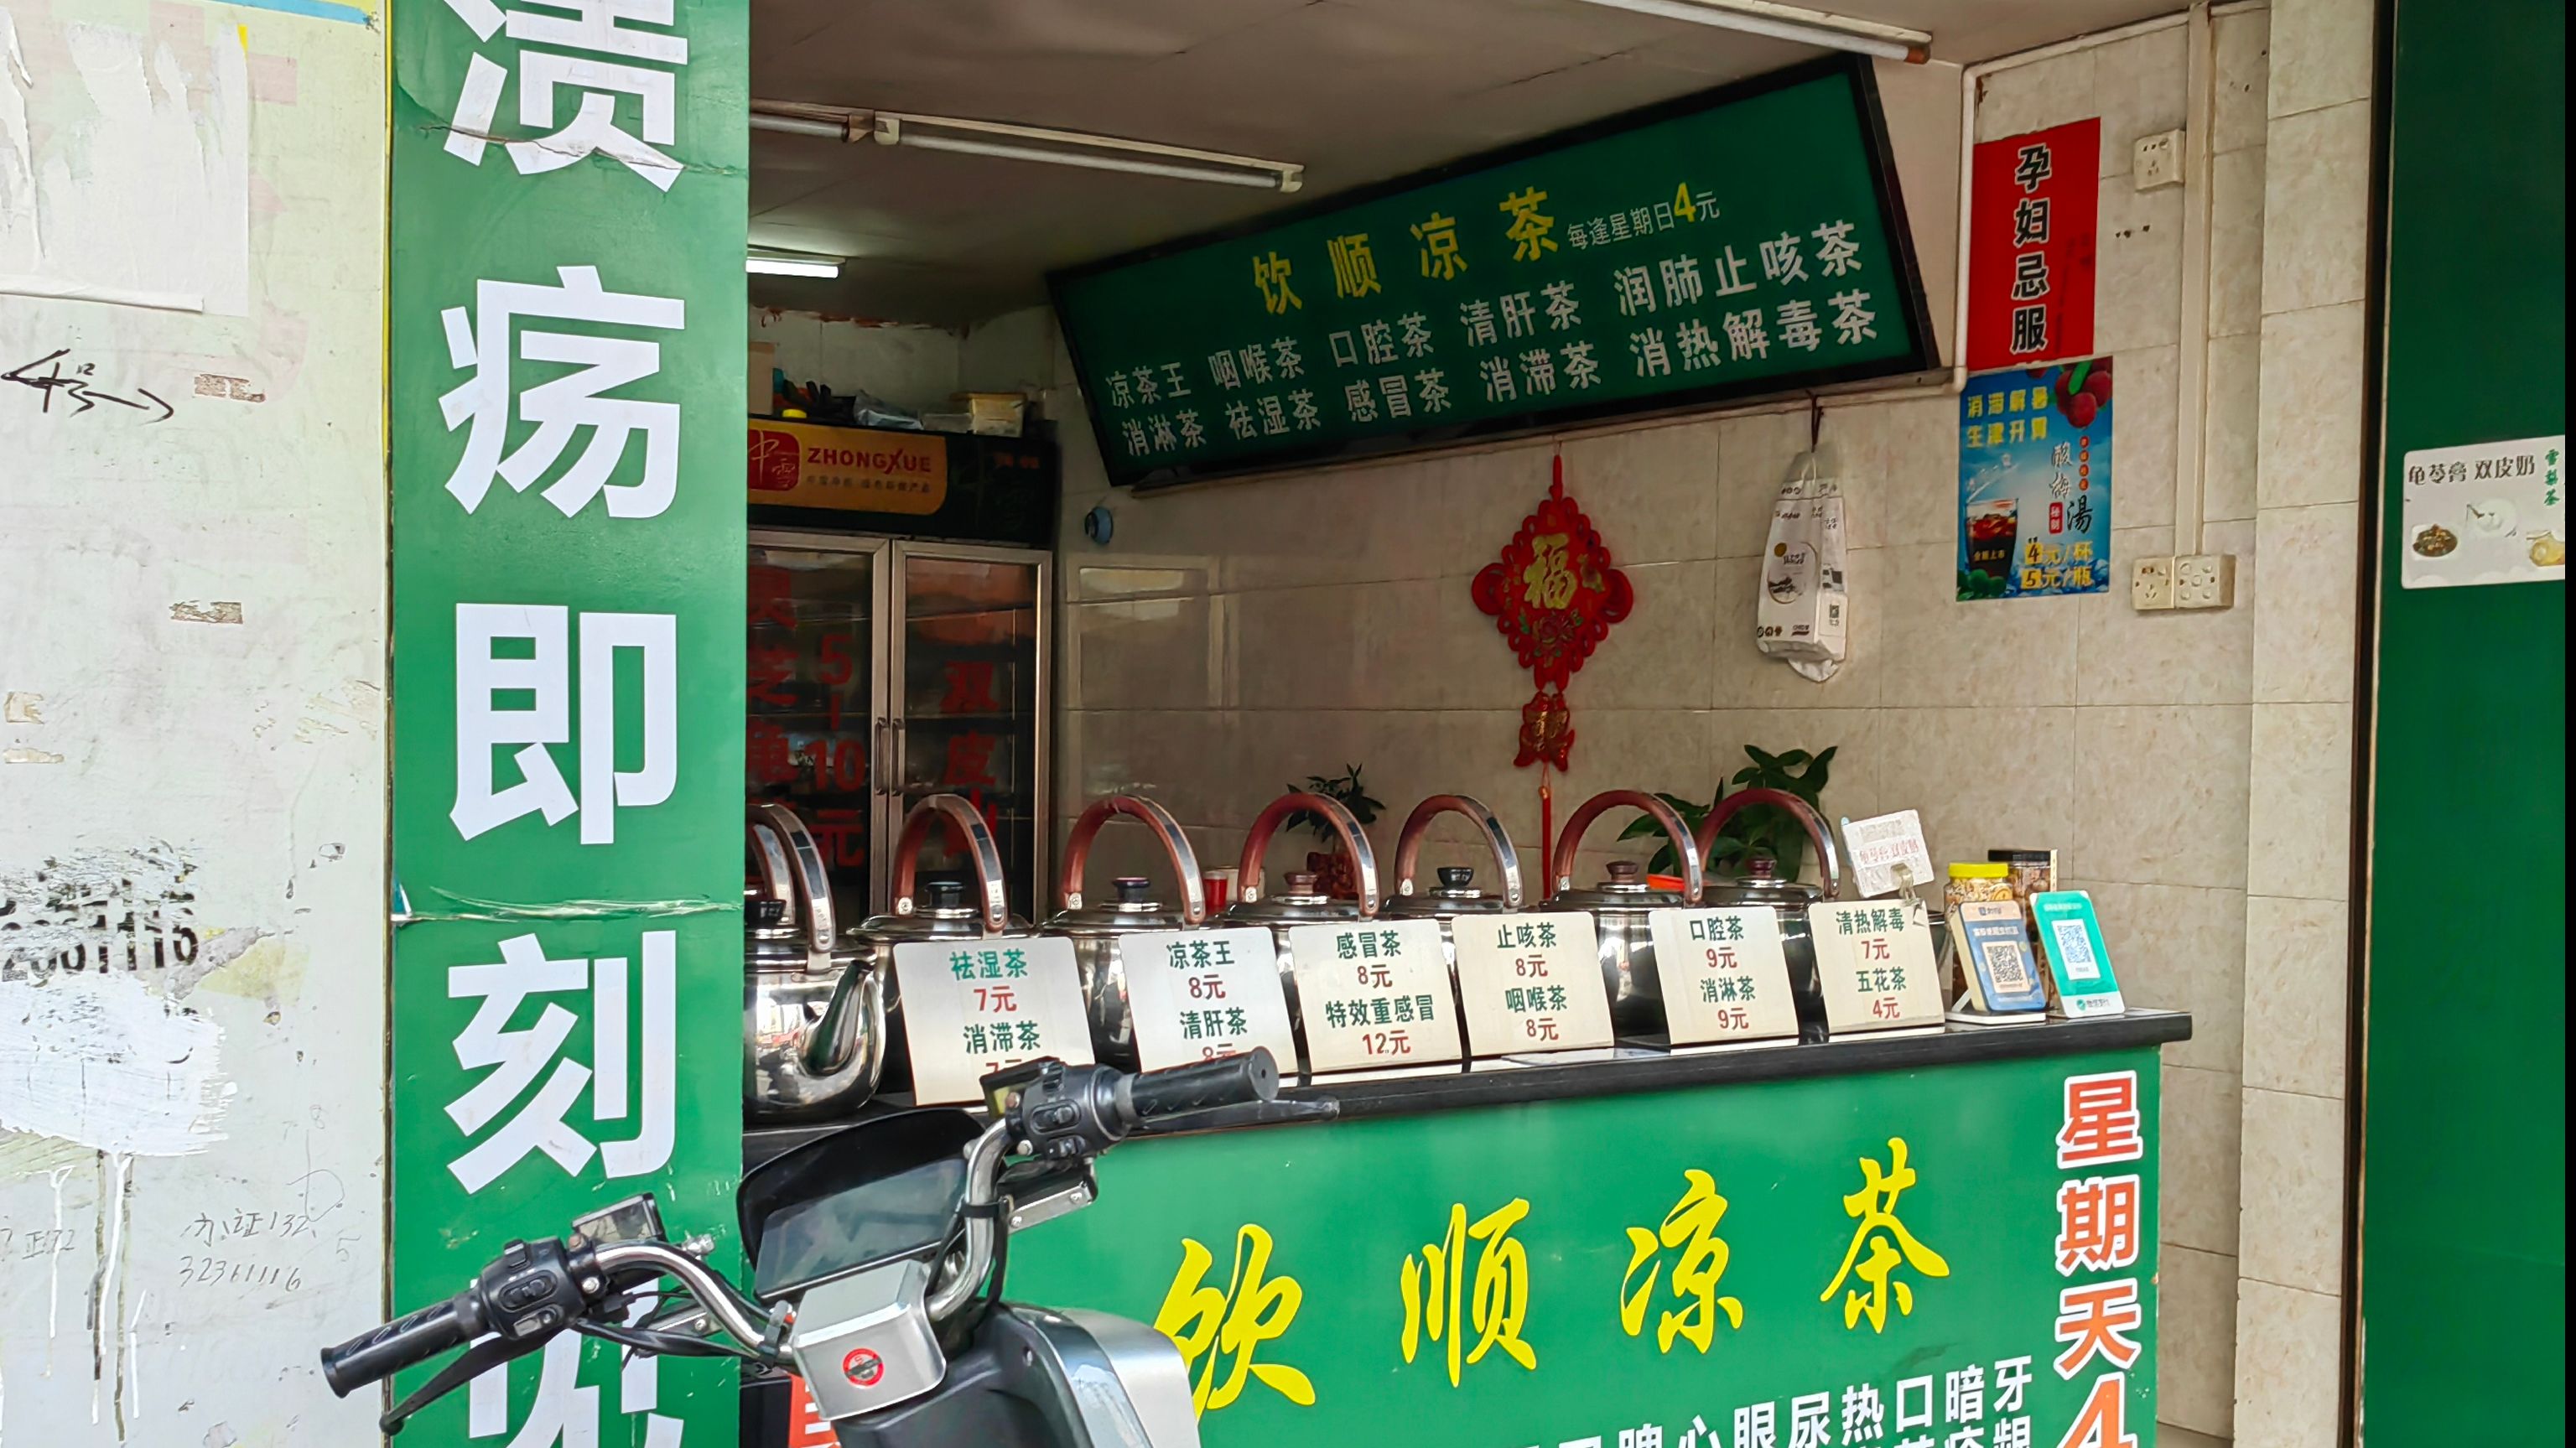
[1568,0,1929,62]
[747,252,842,278]
[749,104,1303,191]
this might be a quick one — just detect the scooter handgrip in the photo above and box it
[1124,1048,1280,1124]
[319,1295,470,1397]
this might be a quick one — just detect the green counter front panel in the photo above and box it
[1013,1050,2162,1448]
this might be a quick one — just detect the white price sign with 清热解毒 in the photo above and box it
[1115,926,1298,1072]
[1285,920,1460,1076]
[1809,901,1945,1034]
[893,936,1094,1105]
[1648,908,1801,1046]
[1450,912,1613,1057]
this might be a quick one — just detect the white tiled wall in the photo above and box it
[2235,0,2372,1444]
[1043,10,2365,1440]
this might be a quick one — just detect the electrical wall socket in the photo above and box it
[2174,553,2237,610]
[2131,555,2177,611]
[2134,128,2186,189]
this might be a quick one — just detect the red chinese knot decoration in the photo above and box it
[1472,454,1633,771]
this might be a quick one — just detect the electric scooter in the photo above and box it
[320,1049,1312,1446]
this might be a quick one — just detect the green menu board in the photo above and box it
[1052,56,1933,489]
[387,0,746,1441]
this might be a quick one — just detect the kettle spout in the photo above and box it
[798,962,889,1088]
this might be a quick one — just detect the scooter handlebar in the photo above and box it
[319,1294,476,1398]
[1119,1048,1279,1128]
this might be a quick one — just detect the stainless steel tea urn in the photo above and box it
[1694,786,1846,1043]
[1379,794,1524,1030]
[1545,789,1706,1038]
[843,794,1026,1093]
[744,802,886,1120]
[1044,794,1207,1068]
[1221,790,1379,1081]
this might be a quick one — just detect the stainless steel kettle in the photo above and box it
[744,802,887,1121]
[1693,786,1846,1043]
[1044,795,1208,1069]
[1379,794,1524,1032]
[1220,790,1380,1082]
[843,794,1028,1094]
[1545,789,1706,1038]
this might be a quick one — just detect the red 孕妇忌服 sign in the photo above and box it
[1966,119,2100,370]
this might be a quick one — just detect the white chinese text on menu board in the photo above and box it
[1116,926,1300,1072]
[1286,920,1461,1076]
[894,937,1095,1104]
[1451,912,1613,1057]
[1648,907,1801,1046]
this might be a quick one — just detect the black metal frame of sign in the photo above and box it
[1048,54,1936,491]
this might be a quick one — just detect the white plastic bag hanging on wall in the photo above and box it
[1755,448,1850,683]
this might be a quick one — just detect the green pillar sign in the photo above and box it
[389,0,746,1440]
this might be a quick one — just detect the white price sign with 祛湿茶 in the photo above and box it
[1841,809,1935,899]
[1286,919,1461,1077]
[893,936,1094,1105]
[1450,912,1613,1058]
[1115,926,1299,1072]
[1649,908,1802,1046]
[1809,901,1945,1035]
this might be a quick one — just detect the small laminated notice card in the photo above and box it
[895,936,1094,1105]
[2031,890,2125,1018]
[1450,912,1613,1059]
[1286,919,1461,1077]
[1841,809,1935,899]
[1808,900,1945,1035]
[1648,907,1800,1046]
[1116,926,1299,1072]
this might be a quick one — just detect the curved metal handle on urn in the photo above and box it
[1236,791,1382,918]
[1390,794,1524,909]
[890,794,1011,934]
[1060,795,1208,924]
[747,802,837,972]
[1549,789,1706,906]
[1694,786,1845,900]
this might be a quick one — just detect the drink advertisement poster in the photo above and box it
[1956,358,2113,599]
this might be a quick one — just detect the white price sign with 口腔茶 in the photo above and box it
[894,936,1094,1105]
[1115,926,1299,1072]
[1450,912,1613,1059]
[1808,901,1945,1035]
[1286,919,1461,1077]
[1649,908,1800,1046]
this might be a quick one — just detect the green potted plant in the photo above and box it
[1619,744,1837,881]
[1285,763,1383,900]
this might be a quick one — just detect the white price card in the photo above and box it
[1807,901,1945,1035]
[1840,809,1935,900]
[1285,919,1461,1077]
[1116,926,1299,1072]
[2398,434,2564,589]
[894,936,1094,1105]
[1450,912,1613,1059]
[1648,908,1801,1047]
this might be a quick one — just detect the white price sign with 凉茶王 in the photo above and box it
[1451,912,1613,1059]
[1116,926,1298,1072]
[894,936,1094,1105]
[1286,920,1460,1077]
[1649,907,1801,1046]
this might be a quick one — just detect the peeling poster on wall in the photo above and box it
[1957,359,2113,600]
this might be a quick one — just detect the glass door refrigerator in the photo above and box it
[746,534,1051,925]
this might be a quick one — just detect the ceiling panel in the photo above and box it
[748,0,2187,324]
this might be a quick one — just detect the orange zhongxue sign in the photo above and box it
[748,422,948,515]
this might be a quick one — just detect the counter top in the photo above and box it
[745,1009,2189,1169]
